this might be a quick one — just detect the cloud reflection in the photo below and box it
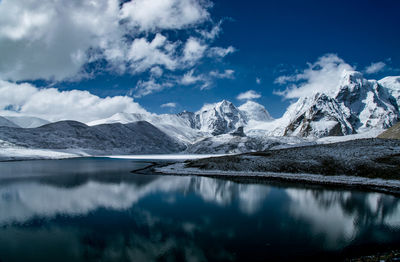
[0,175,271,225]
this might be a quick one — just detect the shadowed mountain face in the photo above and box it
[2,116,50,128]
[0,120,186,154]
[0,116,20,128]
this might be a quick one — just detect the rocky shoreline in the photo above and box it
[154,138,400,194]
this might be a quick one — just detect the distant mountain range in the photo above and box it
[0,121,186,154]
[0,71,399,155]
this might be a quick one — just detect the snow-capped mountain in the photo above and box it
[281,93,355,137]
[87,112,147,126]
[86,75,398,141]
[194,100,247,135]
[0,120,186,154]
[87,112,206,144]
[272,71,399,138]
[3,116,50,128]
[336,71,398,131]
[238,100,273,122]
[379,76,400,107]
[1,71,399,158]
[0,116,20,128]
[87,100,272,141]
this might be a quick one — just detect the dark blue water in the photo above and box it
[0,158,399,261]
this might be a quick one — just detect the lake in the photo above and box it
[0,157,399,261]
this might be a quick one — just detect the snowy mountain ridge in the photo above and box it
[0,116,20,128]
[3,115,50,128]
[0,70,399,157]
[379,76,400,107]
[87,99,272,142]
[0,120,186,155]
[87,71,400,141]
[273,71,399,138]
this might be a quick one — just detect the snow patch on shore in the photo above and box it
[0,147,88,161]
[156,163,400,191]
[104,154,228,160]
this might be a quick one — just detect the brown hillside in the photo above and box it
[378,123,400,139]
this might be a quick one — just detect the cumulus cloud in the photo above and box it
[0,80,148,123]
[127,34,178,73]
[0,0,122,81]
[150,66,164,78]
[182,38,208,65]
[274,54,354,99]
[160,102,177,108]
[0,0,231,83]
[237,90,261,101]
[120,0,211,32]
[364,61,386,74]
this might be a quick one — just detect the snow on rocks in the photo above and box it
[156,162,400,193]
[156,138,400,193]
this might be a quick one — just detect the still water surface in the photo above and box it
[0,158,399,261]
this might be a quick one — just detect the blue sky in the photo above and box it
[0,0,399,121]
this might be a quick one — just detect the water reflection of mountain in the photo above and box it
[1,174,399,228]
[0,175,270,225]
[286,189,400,247]
[0,171,400,261]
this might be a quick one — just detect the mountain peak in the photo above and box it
[219,99,231,105]
[196,100,246,135]
[379,76,400,107]
[278,72,399,138]
[338,70,367,92]
[238,101,273,122]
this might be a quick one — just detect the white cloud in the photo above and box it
[0,80,148,123]
[150,66,164,78]
[198,21,222,40]
[364,61,386,74]
[237,90,261,101]
[183,37,208,65]
[274,75,296,85]
[207,46,236,58]
[209,69,235,79]
[0,0,122,81]
[274,54,354,99]
[0,0,228,83]
[160,102,177,108]
[120,0,211,32]
[134,68,235,97]
[128,34,178,73]
[181,69,234,87]
[256,77,261,84]
[180,70,205,85]
[134,78,173,98]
